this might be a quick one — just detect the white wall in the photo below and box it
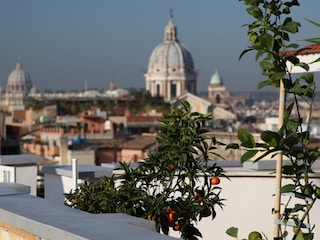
[15,166,38,196]
[169,174,320,240]
[44,174,85,204]
[0,165,38,196]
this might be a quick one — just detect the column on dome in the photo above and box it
[162,81,167,100]
[175,81,180,97]
[147,81,152,95]
[180,81,185,95]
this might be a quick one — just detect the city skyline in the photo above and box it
[0,1,318,93]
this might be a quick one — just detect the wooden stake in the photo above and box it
[274,80,285,237]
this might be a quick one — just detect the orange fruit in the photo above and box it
[165,207,171,215]
[169,209,178,221]
[167,163,174,169]
[210,177,220,185]
[167,208,179,227]
[168,219,176,227]
[173,224,181,231]
[194,193,204,202]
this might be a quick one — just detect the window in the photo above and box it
[156,84,160,96]
[171,83,176,98]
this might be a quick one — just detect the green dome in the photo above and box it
[210,70,223,84]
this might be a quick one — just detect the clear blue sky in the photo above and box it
[0,0,318,92]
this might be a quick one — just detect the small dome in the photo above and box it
[210,70,223,85]
[6,60,32,95]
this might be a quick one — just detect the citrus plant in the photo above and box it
[65,100,226,239]
[227,0,320,239]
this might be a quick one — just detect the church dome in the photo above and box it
[145,12,197,102]
[6,60,32,95]
[210,70,223,85]
[146,14,195,75]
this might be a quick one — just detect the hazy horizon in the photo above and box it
[0,1,318,93]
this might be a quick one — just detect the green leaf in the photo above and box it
[294,62,309,71]
[181,100,191,112]
[246,5,263,19]
[241,150,258,163]
[294,230,304,240]
[239,48,254,60]
[287,43,299,49]
[291,204,306,213]
[304,38,320,44]
[259,33,274,51]
[283,19,300,33]
[260,60,273,70]
[305,18,320,28]
[238,128,256,148]
[248,31,258,43]
[284,0,300,7]
[286,56,299,65]
[226,227,238,238]
[302,232,314,240]
[282,165,295,175]
[257,79,272,89]
[226,143,239,150]
[253,148,278,162]
[255,49,265,61]
[285,118,300,134]
[280,184,295,194]
[283,136,299,148]
[261,130,281,147]
[270,72,286,81]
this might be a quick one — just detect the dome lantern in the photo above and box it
[164,10,178,42]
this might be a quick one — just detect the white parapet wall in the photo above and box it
[0,183,176,240]
[41,164,114,204]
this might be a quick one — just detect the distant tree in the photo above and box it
[25,97,43,110]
